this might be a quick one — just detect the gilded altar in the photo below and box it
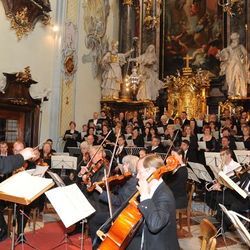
[164,56,210,119]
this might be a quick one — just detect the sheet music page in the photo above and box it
[234,150,250,164]
[198,141,207,150]
[45,184,96,228]
[46,171,65,187]
[0,171,53,200]
[188,162,213,182]
[187,168,200,183]
[30,165,49,177]
[218,171,247,199]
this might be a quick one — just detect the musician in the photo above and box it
[240,125,250,149]
[139,148,147,158]
[128,154,179,250]
[220,127,236,150]
[180,139,198,163]
[132,128,144,147]
[211,149,250,231]
[163,148,188,209]
[115,134,127,164]
[164,124,181,148]
[200,125,218,152]
[45,139,56,153]
[0,141,8,157]
[40,142,53,166]
[63,121,80,152]
[181,111,190,128]
[0,148,35,241]
[147,136,165,154]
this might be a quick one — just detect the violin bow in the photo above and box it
[77,130,112,176]
[105,128,121,218]
[164,129,180,162]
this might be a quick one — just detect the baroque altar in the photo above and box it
[164,55,210,119]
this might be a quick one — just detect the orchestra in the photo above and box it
[0,109,249,249]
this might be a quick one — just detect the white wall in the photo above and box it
[74,0,119,128]
[0,0,58,143]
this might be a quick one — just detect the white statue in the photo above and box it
[218,32,249,97]
[101,41,133,99]
[131,44,163,101]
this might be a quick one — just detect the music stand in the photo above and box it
[51,155,77,178]
[188,162,213,183]
[68,147,81,156]
[124,147,144,156]
[187,167,201,183]
[204,152,222,169]
[219,204,250,247]
[0,171,54,250]
[46,184,95,250]
[233,150,250,164]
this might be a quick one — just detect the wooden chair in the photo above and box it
[176,181,195,236]
[200,218,217,250]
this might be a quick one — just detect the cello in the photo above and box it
[96,155,179,250]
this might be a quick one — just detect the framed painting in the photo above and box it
[159,0,224,78]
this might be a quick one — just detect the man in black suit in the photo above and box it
[0,148,35,241]
[128,155,179,250]
[180,139,198,163]
[181,111,190,128]
[147,136,165,154]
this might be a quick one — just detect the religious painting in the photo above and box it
[160,0,223,78]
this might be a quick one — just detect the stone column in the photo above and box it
[119,0,134,99]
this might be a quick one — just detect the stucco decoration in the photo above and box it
[82,0,110,78]
[62,21,78,84]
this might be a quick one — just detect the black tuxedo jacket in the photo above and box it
[115,146,127,164]
[134,182,180,250]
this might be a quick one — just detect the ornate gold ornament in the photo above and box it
[218,0,244,16]
[143,0,161,30]
[10,98,28,106]
[164,55,210,119]
[123,0,133,5]
[16,67,32,83]
[1,0,51,40]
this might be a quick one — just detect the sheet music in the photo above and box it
[0,171,54,202]
[46,184,96,228]
[233,150,250,165]
[218,171,247,199]
[157,127,164,134]
[197,133,203,141]
[187,167,201,183]
[188,162,213,182]
[235,142,245,150]
[47,171,65,187]
[126,140,134,147]
[27,165,49,177]
[204,152,222,168]
[198,141,207,150]
[51,155,77,170]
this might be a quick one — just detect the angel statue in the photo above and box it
[101,41,133,99]
[130,44,163,101]
[218,32,249,97]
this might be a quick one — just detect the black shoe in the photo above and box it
[0,228,7,242]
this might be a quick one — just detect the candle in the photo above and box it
[218,105,220,120]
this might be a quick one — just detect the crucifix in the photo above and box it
[183,54,193,68]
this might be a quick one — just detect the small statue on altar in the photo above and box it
[101,41,133,99]
[218,32,249,97]
[130,44,163,101]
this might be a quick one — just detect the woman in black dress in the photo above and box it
[63,121,80,152]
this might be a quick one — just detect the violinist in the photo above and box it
[162,147,188,209]
[40,142,53,167]
[75,146,109,240]
[127,154,179,250]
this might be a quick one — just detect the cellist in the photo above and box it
[127,154,180,250]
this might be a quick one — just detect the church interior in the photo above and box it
[0,0,249,249]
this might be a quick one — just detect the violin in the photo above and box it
[13,161,29,174]
[87,171,132,192]
[97,155,179,250]
[82,158,109,186]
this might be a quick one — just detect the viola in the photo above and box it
[87,171,132,192]
[97,155,179,250]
